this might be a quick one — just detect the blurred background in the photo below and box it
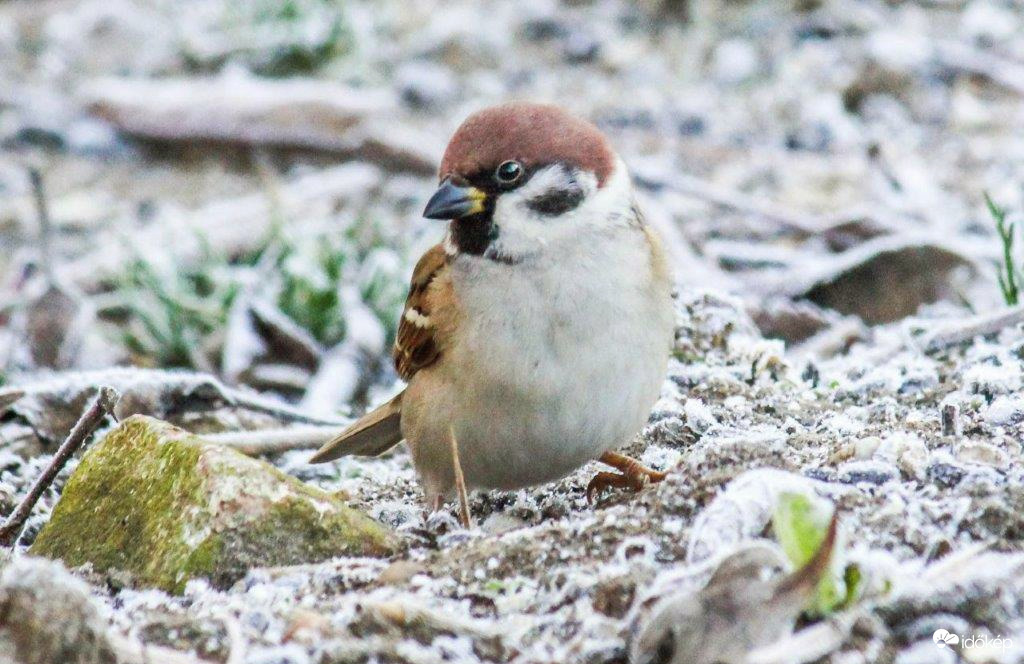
[2,0,1023,414]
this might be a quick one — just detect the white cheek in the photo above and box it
[492,167,596,249]
[490,162,632,258]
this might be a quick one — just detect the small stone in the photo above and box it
[961,0,1019,44]
[982,395,1024,426]
[31,416,396,593]
[854,436,882,460]
[563,31,601,64]
[65,118,122,156]
[711,39,759,84]
[956,441,1010,469]
[395,61,460,111]
[927,461,968,488]
[941,403,961,437]
[592,575,637,618]
[896,439,930,481]
[245,643,312,664]
[894,640,957,664]
[963,363,1022,397]
[838,460,898,485]
[683,399,717,434]
[0,556,117,664]
[481,512,528,535]
[377,560,427,586]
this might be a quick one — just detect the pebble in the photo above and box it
[927,461,968,489]
[683,398,717,434]
[838,460,898,485]
[960,0,1019,44]
[854,436,882,460]
[893,640,957,664]
[245,644,312,664]
[481,512,528,535]
[395,60,460,111]
[711,38,759,84]
[955,441,1009,469]
[982,395,1024,426]
[563,31,601,64]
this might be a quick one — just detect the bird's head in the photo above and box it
[424,102,630,264]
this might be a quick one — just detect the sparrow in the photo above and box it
[310,102,675,521]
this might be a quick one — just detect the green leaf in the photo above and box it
[842,563,863,606]
[773,492,842,616]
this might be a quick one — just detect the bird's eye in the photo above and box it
[495,160,523,184]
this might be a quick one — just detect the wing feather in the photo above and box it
[393,244,448,381]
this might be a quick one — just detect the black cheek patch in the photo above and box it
[526,186,584,216]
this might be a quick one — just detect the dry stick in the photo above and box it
[27,167,56,285]
[665,173,825,236]
[935,40,1024,97]
[448,426,472,529]
[922,304,1024,353]
[202,425,340,456]
[0,386,119,547]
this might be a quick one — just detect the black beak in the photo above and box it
[423,179,486,220]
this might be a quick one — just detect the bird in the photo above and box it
[309,102,675,524]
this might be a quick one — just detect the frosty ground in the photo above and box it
[3,0,1024,662]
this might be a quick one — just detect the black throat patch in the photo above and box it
[449,212,498,257]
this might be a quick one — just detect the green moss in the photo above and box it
[32,417,210,591]
[32,416,396,593]
[177,535,225,594]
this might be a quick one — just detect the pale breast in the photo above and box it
[441,226,674,488]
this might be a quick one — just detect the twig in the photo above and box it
[448,426,472,529]
[921,304,1024,353]
[202,425,340,456]
[0,386,119,547]
[639,172,826,236]
[935,40,1024,97]
[227,390,348,427]
[27,167,55,285]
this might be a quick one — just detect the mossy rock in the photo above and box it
[31,416,395,593]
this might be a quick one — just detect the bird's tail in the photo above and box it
[308,391,404,463]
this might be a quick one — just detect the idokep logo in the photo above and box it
[933,629,1013,652]
[933,629,959,649]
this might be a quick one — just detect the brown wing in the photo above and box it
[393,244,448,381]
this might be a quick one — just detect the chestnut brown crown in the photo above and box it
[439,102,615,187]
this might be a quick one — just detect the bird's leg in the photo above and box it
[448,426,473,529]
[586,451,666,503]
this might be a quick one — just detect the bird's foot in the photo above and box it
[586,451,666,503]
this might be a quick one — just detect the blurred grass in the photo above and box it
[118,245,239,369]
[988,192,1020,307]
[183,0,352,76]
[114,221,406,372]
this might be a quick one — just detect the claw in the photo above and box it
[586,451,666,503]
